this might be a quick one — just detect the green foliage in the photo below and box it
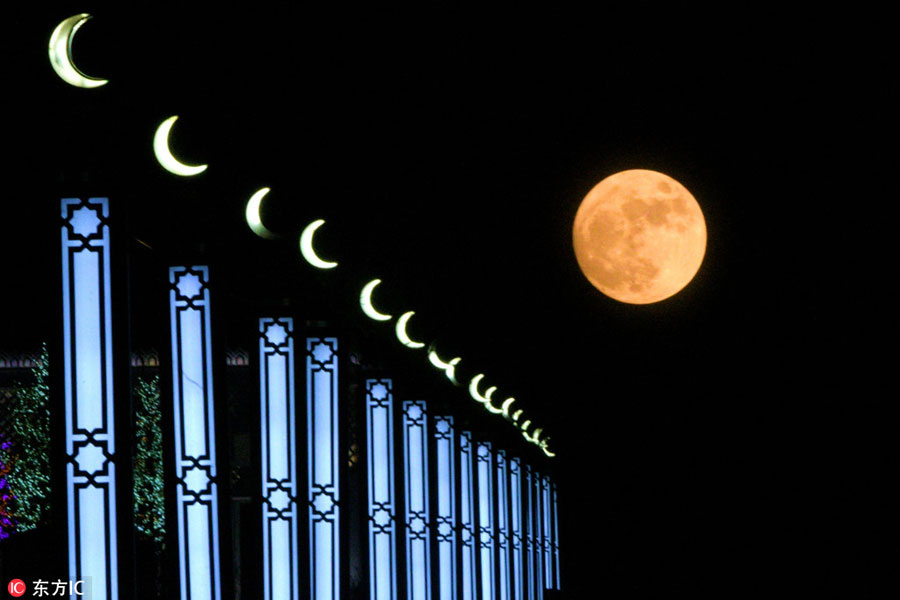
[133,375,165,544]
[3,344,51,532]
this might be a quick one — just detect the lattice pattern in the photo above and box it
[541,475,552,586]
[459,431,478,600]
[169,265,222,600]
[476,442,495,600]
[61,197,119,600]
[402,400,432,600]
[496,450,511,600]
[551,481,561,590]
[433,416,457,600]
[260,318,299,600]
[531,469,544,600]
[509,457,525,600]
[366,379,397,600]
[306,337,340,600]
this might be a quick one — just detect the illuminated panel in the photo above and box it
[459,432,478,600]
[509,458,524,600]
[433,416,457,600]
[551,482,561,590]
[476,442,495,600]
[306,337,340,600]
[542,476,552,586]
[524,465,536,600]
[496,451,511,600]
[402,401,432,600]
[366,379,397,600]
[531,470,544,600]
[260,318,299,600]
[169,266,221,600]
[61,197,119,600]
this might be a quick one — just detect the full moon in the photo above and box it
[572,169,707,304]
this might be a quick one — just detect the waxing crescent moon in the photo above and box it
[153,116,208,176]
[501,397,516,416]
[245,187,278,239]
[395,311,425,348]
[299,220,338,269]
[360,279,392,321]
[49,14,108,88]
[427,348,461,385]
[469,374,494,403]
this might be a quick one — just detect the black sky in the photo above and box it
[2,4,887,596]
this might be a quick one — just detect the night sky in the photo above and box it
[3,4,886,597]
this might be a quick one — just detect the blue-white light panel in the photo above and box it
[459,432,478,600]
[61,197,119,600]
[402,401,431,600]
[542,475,552,587]
[260,318,299,600]
[524,465,537,600]
[433,416,457,600]
[169,266,222,600]
[306,337,340,600]
[476,442,495,600]
[496,450,511,600]
[509,458,524,600]
[366,379,397,600]
[532,469,544,600]
[551,482,561,590]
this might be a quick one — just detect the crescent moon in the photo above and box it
[395,311,425,349]
[153,116,208,176]
[520,419,532,432]
[245,187,278,239]
[541,444,556,458]
[360,279,392,321]
[427,348,461,385]
[501,397,516,416]
[483,395,504,414]
[469,374,489,403]
[299,219,338,269]
[49,14,108,88]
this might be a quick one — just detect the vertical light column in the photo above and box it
[402,401,431,600]
[509,458,524,600]
[551,482,561,590]
[476,442,495,600]
[541,476,552,587]
[532,470,544,600]
[459,432,478,600]
[496,451,511,600]
[61,197,119,600]
[433,416,457,600]
[366,379,397,600]
[524,465,536,600]
[169,266,222,600]
[259,318,299,600]
[306,337,340,600]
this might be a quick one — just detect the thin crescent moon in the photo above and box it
[501,397,516,416]
[469,374,489,403]
[483,395,504,414]
[541,444,556,458]
[511,409,523,422]
[299,219,338,269]
[520,419,532,432]
[49,14,108,88]
[395,311,425,349]
[360,279,392,321]
[245,187,278,239]
[427,348,461,385]
[153,116,208,176]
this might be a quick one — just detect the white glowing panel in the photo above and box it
[459,432,478,600]
[402,401,431,600]
[61,197,118,600]
[509,458,524,600]
[496,451,511,600]
[433,416,457,600]
[260,318,299,600]
[306,338,340,600]
[476,442,495,600]
[169,266,222,600]
[366,379,398,600]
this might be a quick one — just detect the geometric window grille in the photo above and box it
[259,318,299,600]
[541,475,552,588]
[524,464,537,600]
[168,266,222,600]
[402,401,431,600]
[433,416,457,600]
[366,379,398,600]
[495,450,511,600]
[306,337,340,600]
[509,457,525,600]
[61,197,119,600]
[459,431,478,600]
[476,442,495,600]
[551,481,561,590]
[531,469,544,600]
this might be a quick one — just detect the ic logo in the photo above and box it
[7,579,26,597]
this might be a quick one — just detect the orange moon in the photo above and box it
[572,169,707,304]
